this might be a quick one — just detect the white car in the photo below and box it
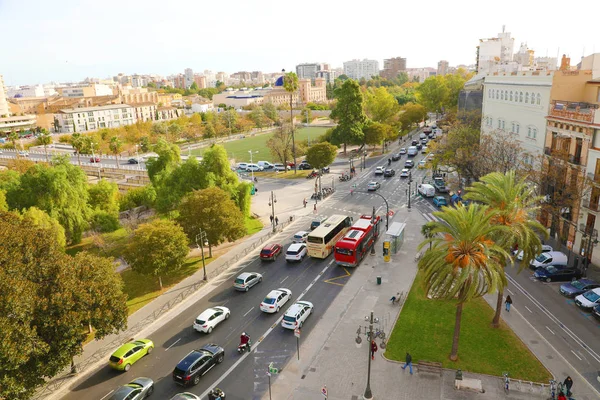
[367,181,380,191]
[18,150,29,157]
[575,287,600,310]
[193,306,230,333]
[418,160,427,169]
[293,231,309,243]
[246,164,264,172]
[514,245,553,261]
[273,163,286,171]
[260,288,292,313]
[374,166,385,175]
[170,394,201,400]
[400,168,410,178]
[285,243,308,262]
[233,272,263,291]
[281,301,314,329]
[399,148,407,155]
[237,162,248,170]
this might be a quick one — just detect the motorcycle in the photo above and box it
[339,174,351,182]
[237,340,252,354]
[208,388,226,400]
[306,171,320,179]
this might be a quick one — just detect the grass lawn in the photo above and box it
[385,272,552,382]
[66,228,130,258]
[190,126,328,162]
[260,170,313,180]
[245,216,263,235]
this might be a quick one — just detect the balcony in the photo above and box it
[544,147,552,156]
[582,199,600,212]
[549,100,598,123]
[569,154,582,165]
[587,172,600,184]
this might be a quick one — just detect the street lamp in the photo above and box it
[195,230,208,281]
[248,150,259,181]
[355,311,384,400]
[91,142,101,179]
[362,151,367,170]
[581,225,599,277]
[268,191,277,233]
[408,171,413,209]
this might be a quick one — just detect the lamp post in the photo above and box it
[91,142,101,179]
[581,225,599,277]
[408,171,413,209]
[195,230,208,281]
[355,311,383,400]
[268,191,277,233]
[362,151,367,170]
[248,150,258,181]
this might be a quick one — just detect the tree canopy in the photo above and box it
[305,142,338,169]
[330,79,367,152]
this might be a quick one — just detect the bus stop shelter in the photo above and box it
[385,222,406,255]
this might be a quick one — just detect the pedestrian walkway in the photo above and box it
[264,209,599,400]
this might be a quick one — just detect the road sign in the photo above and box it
[322,385,328,397]
[268,362,279,375]
[387,210,394,216]
[294,328,301,338]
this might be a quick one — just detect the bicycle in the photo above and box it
[549,379,557,399]
[503,372,510,394]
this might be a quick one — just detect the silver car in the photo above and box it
[170,393,201,400]
[233,272,263,291]
[109,377,154,400]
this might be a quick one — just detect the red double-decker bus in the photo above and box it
[334,215,381,267]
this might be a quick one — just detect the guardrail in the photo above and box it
[32,215,297,399]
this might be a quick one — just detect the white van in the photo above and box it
[418,184,435,198]
[257,161,274,170]
[529,251,568,270]
[407,146,418,156]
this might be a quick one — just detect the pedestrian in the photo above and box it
[370,340,378,360]
[303,198,307,208]
[313,203,317,212]
[275,216,279,226]
[401,352,413,374]
[269,215,274,224]
[505,295,513,312]
[563,376,573,396]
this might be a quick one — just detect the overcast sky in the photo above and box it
[1,0,598,86]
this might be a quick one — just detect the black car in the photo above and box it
[298,162,312,170]
[383,168,395,177]
[416,143,423,150]
[533,266,582,282]
[173,344,224,387]
[391,153,401,161]
[404,160,414,169]
[128,158,141,164]
[411,140,419,146]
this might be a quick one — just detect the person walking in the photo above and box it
[370,340,378,360]
[505,295,513,312]
[269,215,274,224]
[275,216,279,226]
[303,198,307,208]
[563,376,573,396]
[401,352,413,374]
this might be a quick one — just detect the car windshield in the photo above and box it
[235,278,245,285]
[571,280,585,289]
[283,315,296,322]
[336,247,353,256]
[263,297,276,304]
[583,290,600,302]
[535,253,549,262]
[260,249,271,255]
[294,234,304,239]
[196,318,205,324]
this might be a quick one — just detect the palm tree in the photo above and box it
[8,130,19,156]
[71,133,84,166]
[283,71,299,174]
[418,204,510,361]
[464,170,547,327]
[38,130,52,162]
[421,221,436,251]
[109,136,123,169]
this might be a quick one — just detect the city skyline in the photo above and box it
[1,0,598,86]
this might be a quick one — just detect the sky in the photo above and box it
[1,0,599,86]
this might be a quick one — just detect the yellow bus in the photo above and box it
[306,215,353,259]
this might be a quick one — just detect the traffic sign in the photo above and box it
[294,328,301,338]
[387,210,394,216]
[322,385,328,397]
[268,362,279,375]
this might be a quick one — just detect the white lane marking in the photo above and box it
[100,391,114,400]
[165,338,181,351]
[199,259,335,399]
[375,206,383,214]
[280,275,289,284]
[546,326,555,335]
[243,307,255,317]
[524,305,533,313]
[506,288,514,295]
[571,350,583,361]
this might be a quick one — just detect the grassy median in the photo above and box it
[385,272,552,382]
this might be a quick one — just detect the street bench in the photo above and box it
[417,360,442,376]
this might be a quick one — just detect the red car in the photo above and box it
[286,162,295,168]
[260,243,282,261]
[90,157,101,163]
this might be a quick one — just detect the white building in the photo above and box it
[55,104,136,133]
[7,84,46,98]
[60,84,114,98]
[296,63,321,80]
[481,71,555,162]
[0,75,10,117]
[477,27,515,74]
[191,101,214,113]
[343,59,380,80]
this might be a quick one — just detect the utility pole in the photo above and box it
[363,311,375,400]
[408,171,413,209]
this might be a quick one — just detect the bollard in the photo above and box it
[376,276,382,285]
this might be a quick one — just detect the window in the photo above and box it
[533,128,537,138]
[500,91,504,100]
[527,127,532,137]
[516,124,520,134]
[536,93,541,105]
[519,92,523,102]
[510,91,513,101]
[525,92,530,103]
[496,90,499,99]
[512,122,516,133]
[530,92,535,104]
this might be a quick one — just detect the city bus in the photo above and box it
[334,215,381,267]
[306,214,353,259]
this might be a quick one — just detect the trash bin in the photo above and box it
[289,216,293,222]
[376,276,382,285]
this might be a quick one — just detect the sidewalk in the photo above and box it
[265,209,599,400]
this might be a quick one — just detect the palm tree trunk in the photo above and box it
[44,145,49,162]
[115,153,120,169]
[290,96,296,174]
[491,290,503,328]
[449,302,463,361]
[77,153,81,166]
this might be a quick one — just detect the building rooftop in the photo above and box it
[58,104,134,113]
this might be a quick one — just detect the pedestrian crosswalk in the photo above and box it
[422,212,441,223]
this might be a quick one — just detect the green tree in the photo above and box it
[37,130,52,162]
[283,72,299,173]
[0,190,7,211]
[139,136,151,152]
[151,121,169,137]
[124,219,189,289]
[305,142,337,170]
[21,206,67,249]
[418,204,509,361]
[266,125,293,167]
[248,107,267,129]
[177,187,246,258]
[190,82,199,91]
[0,212,127,399]
[416,75,449,115]
[70,133,85,165]
[262,103,280,125]
[363,122,392,147]
[8,130,19,153]
[109,136,123,169]
[464,171,546,327]
[146,138,181,182]
[420,221,435,251]
[220,109,239,135]
[204,122,216,139]
[364,87,399,125]
[444,73,468,110]
[168,123,182,141]
[153,157,209,212]
[88,179,120,217]
[300,108,312,124]
[398,102,427,132]
[330,79,367,153]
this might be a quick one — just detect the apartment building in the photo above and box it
[55,104,136,133]
[0,74,9,117]
[437,60,449,76]
[296,63,322,80]
[380,57,407,80]
[299,78,326,103]
[343,59,379,80]
[58,83,114,98]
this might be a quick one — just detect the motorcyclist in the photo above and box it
[388,158,391,166]
[208,388,225,400]
[240,332,251,352]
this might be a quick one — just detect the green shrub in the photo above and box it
[90,210,120,232]
[119,185,157,212]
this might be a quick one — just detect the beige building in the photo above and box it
[0,74,10,117]
[55,104,136,133]
[437,60,449,76]
[381,57,407,80]
[134,103,158,122]
[299,78,326,103]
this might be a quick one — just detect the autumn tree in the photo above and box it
[330,79,367,153]
[364,86,399,125]
[37,130,52,162]
[20,206,67,249]
[177,187,246,258]
[266,125,293,166]
[398,102,427,133]
[363,121,393,147]
[305,142,338,170]
[416,75,449,116]
[124,219,189,289]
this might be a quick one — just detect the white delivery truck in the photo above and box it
[418,184,435,198]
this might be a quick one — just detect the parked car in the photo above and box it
[286,161,296,168]
[404,160,414,168]
[383,168,395,177]
[533,265,582,282]
[433,178,448,193]
[260,243,282,261]
[172,344,225,387]
[237,162,249,170]
[285,243,308,262]
[514,244,553,261]
[128,158,142,164]
[169,394,201,400]
[273,163,286,171]
[292,231,309,243]
[421,146,428,154]
[260,288,292,313]
[417,184,435,198]
[281,301,314,329]
[575,288,600,310]
[193,306,230,333]
[559,279,600,298]
[400,168,410,178]
[257,161,274,170]
[90,156,100,163]
[391,153,401,161]
[233,272,262,291]
[592,304,600,321]
[433,196,447,207]
[417,160,427,169]
[367,181,381,191]
[109,339,154,372]
[298,162,312,170]
[399,148,407,155]
[374,166,385,175]
[109,377,154,400]
[246,164,263,172]
[529,251,568,270]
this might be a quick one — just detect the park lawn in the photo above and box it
[245,216,263,235]
[385,272,552,383]
[190,126,328,162]
[66,228,130,258]
[260,170,313,180]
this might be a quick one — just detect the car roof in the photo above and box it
[177,350,204,369]
[197,308,220,318]
[111,385,138,400]
[263,243,280,250]
[200,343,223,355]
[266,288,290,297]
[288,243,305,250]
[294,231,308,235]
[434,196,445,200]
[112,340,147,356]
[237,272,257,279]
[401,168,409,171]
[286,301,313,314]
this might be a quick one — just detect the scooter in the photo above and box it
[237,340,252,354]
[207,387,226,400]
